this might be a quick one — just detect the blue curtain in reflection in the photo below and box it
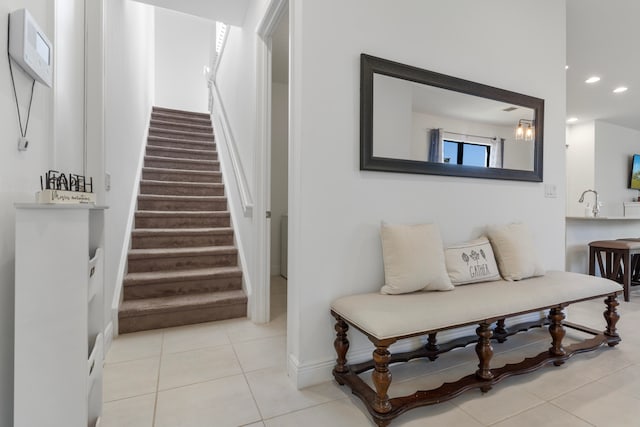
[428,128,443,162]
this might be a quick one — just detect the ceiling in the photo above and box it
[132,0,249,26]
[567,0,640,131]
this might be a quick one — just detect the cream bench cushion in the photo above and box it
[331,271,621,341]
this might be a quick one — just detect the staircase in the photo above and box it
[118,106,247,334]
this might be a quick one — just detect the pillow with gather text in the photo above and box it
[487,223,545,281]
[445,237,501,285]
[380,222,453,294]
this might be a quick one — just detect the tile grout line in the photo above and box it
[151,330,165,427]
[546,400,597,427]
[231,334,267,423]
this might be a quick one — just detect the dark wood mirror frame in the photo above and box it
[360,54,544,182]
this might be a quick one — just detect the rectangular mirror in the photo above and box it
[361,54,544,182]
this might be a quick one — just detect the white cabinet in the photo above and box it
[14,204,106,427]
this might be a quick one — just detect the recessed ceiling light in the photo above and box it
[585,76,601,84]
[567,117,578,123]
[565,65,569,70]
[613,86,628,93]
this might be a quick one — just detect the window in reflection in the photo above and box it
[444,140,490,167]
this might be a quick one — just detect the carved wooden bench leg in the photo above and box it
[332,316,349,382]
[475,322,493,392]
[604,294,621,347]
[494,319,508,343]
[372,339,396,414]
[548,307,566,366]
[426,333,439,361]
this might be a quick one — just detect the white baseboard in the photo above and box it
[288,312,544,389]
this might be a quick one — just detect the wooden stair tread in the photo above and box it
[124,266,242,284]
[140,179,223,188]
[146,144,216,154]
[137,194,226,201]
[145,155,218,164]
[132,227,233,235]
[148,135,216,147]
[149,127,213,138]
[135,210,230,216]
[151,114,212,125]
[150,119,212,131]
[128,245,237,257]
[142,166,221,175]
[119,289,247,317]
[152,106,210,118]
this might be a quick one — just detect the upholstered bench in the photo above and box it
[331,271,622,427]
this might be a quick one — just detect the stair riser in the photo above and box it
[131,233,234,249]
[142,169,222,183]
[147,137,216,151]
[146,146,217,161]
[139,183,223,197]
[119,302,247,333]
[151,113,211,126]
[135,215,230,229]
[150,121,213,133]
[124,276,242,299]
[144,160,219,172]
[152,108,210,120]
[144,158,219,171]
[149,129,213,142]
[137,198,227,211]
[127,252,238,273]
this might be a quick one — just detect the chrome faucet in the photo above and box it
[578,189,600,217]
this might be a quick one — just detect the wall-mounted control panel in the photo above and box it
[8,8,53,87]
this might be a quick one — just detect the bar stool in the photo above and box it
[588,240,640,301]
[617,238,640,284]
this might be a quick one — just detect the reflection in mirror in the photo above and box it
[372,74,536,171]
[361,54,544,182]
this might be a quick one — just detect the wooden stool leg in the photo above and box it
[372,339,395,414]
[333,316,349,376]
[548,307,566,365]
[475,322,494,388]
[604,295,621,346]
[623,252,631,302]
[589,246,596,276]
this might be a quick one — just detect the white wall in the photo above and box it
[104,0,155,336]
[213,0,270,317]
[1,1,52,424]
[566,121,595,216]
[154,7,213,113]
[53,0,85,173]
[594,121,640,216]
[287,0,567,387]
[271,82,288,275]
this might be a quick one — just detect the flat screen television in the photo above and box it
[630,154,640,189]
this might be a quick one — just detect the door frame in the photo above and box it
[253,0,288,323]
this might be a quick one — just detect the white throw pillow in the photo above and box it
[487,223,545,281]
[379,222,453,294]
[445,237,501,285]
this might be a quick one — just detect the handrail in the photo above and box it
[210,80,254,217]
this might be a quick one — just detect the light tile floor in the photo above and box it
[102,281,640,427]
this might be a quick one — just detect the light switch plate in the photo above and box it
[544,184,557,198]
